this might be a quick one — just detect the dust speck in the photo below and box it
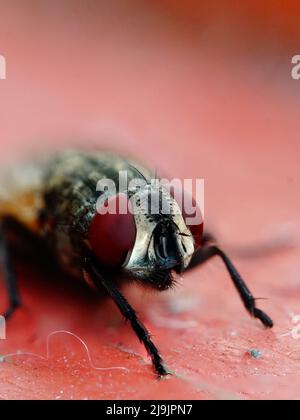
[248,349,262,359]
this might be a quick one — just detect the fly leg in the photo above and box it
[188,245,274,328]
[85,256,169,376]
[0,220,21,319]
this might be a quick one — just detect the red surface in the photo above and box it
[1,1,300,400]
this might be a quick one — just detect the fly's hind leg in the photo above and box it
[0,219,21,319]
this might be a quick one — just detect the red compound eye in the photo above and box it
[170,185,204,249]
[88,193,136,266]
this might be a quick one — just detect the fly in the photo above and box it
[0,150,273,376]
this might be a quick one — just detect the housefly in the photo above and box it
[0,150,273,376]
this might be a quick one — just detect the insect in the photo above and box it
[0,150,273,376]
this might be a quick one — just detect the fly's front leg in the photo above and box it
[85,256,169,377]
[189,244,274,328]
[0,219,21,319]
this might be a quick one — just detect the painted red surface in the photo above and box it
[1,1,300,400]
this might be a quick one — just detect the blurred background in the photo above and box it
[1,0,300,400]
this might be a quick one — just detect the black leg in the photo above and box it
[189,245,273,328]
[0,221,21,319]
[201,231,216,246]
[85,257,169,376]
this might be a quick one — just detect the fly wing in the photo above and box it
[0,162,44,233]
